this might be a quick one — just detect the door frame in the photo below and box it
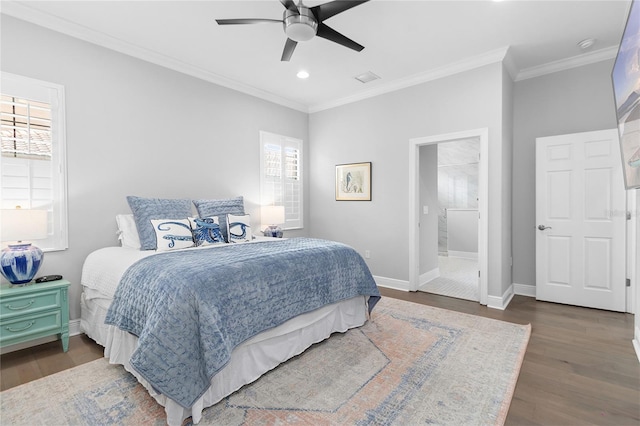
[409,128,488,305]
[627,189,637,314]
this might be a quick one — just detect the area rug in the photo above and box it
[0,297,530,425]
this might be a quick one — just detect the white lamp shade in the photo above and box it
[261,205,285,226]
[1,209,48,242]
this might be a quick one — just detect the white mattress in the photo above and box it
[80,244,369,425]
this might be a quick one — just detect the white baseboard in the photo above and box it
[447,251,478,260]
[374,275,411,292]
[70,318,82,336]
[0,319,82,354]
[513,283,536,298]
[487,284,514,310]
[634,326,640,364]
[419,267,440,286]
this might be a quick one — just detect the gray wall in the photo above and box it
[0,16,310,319]
[446,210,478,254]
[309,63,513,298]
[512,60,619,287]
[501,64,514,296]
[419,144,438,275]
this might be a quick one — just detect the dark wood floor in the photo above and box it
[0,334,103,391]
[1,291,639,425]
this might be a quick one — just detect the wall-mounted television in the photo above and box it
[612,0,640,190]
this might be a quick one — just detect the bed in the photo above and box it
[80,198,380,426]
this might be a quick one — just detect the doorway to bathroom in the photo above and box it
[408,128,488,305]
[424,139,480,301]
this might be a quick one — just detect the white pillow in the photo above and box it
[116,214,141,249]
[227,213,252,243]
[150,218,194,251]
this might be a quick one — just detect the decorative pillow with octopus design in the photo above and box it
[150,218,194,251]
[192,197,244,243]
[188,216,226,247]
[226,214,252,243]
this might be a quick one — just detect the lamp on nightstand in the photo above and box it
[1,207,48,285]
[261,205,285,238]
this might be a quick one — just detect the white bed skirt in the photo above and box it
[81,291,368,425]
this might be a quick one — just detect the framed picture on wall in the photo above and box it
[335,162,372,201]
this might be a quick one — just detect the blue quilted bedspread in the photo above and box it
[104,238,380,408]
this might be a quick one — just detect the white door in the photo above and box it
[536,129,626,312]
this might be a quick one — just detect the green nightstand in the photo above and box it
[0,279,70,352]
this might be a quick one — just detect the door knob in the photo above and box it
[538,224,552,231]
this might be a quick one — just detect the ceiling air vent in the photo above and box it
[354,71,381,84]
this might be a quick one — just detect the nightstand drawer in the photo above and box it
[0,290,61,320]
[0,280,70,352]
[0,310,62,344]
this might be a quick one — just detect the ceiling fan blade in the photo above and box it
[311,0,369,21]
[281,38,298,61]
[316,23,364,52]
[279,0,299,13]
[216,18,283,25]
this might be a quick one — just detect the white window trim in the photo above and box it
[1,72,68,252]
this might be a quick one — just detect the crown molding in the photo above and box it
[309,46,511,113]
[501,46,518,81]
[1,1,309,113]
[311,44,618,112]
[2,0,619,114]
[515,46,618,81]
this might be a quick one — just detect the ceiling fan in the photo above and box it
[216,0,369,61]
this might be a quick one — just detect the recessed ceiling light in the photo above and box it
[297,70,309,79]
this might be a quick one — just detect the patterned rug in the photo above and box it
[0,298,530,425]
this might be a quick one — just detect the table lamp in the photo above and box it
[261,205,285,238]
[1,207,48,285]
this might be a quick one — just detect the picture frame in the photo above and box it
[335,162,372,201]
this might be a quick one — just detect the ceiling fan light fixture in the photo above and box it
[286,22,317,41]
[217,0,369,61]
[283,5,318,42]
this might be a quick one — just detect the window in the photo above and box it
[259,131,303,230]
[1,73,68,251]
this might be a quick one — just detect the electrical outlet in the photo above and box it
[423,205,429,215]
[365,250,370,259]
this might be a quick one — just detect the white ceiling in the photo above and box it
[1,1,632,112]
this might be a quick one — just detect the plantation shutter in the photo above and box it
[260,131,303,230]
[0,73,68,251]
